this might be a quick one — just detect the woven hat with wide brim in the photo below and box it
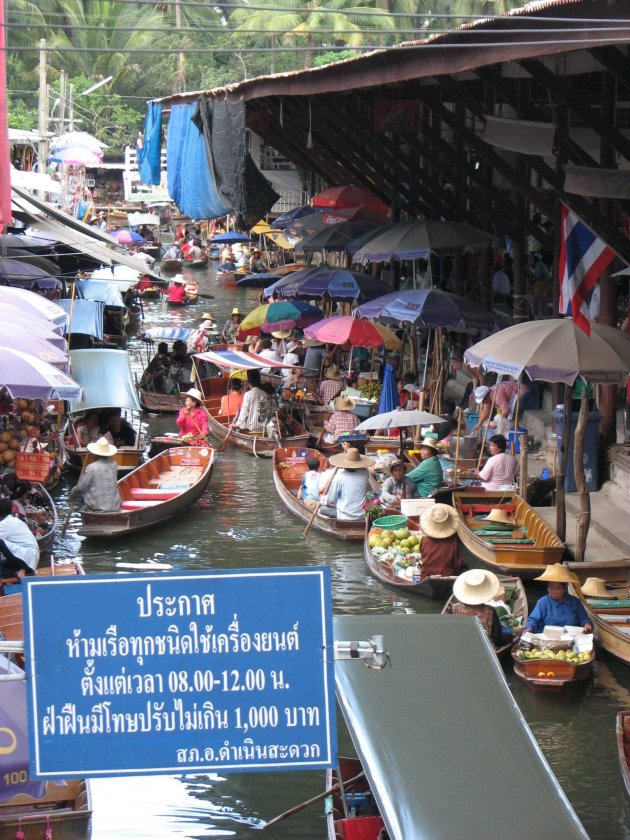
[474,385,490,404]
[329,447,375,470]
[180,387,204,404]
[420,503,460,539]
[87,436,118,458]
[334,395,356,412]
[201,312,215,321]
[534,564,580,585]
[172,275,186,285]
[581,577,612,598]
[272,329,292,339]
[418,437,439,452]
[325,365,343,381]
[453,568,502,606]
[485,508,516,525]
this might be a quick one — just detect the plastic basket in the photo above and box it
[372,514,408,530]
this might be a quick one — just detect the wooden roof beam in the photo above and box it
[590,46,630,99]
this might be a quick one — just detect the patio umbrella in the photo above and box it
[347,223,400,258]
[355,408,444,430]
[238,301,325,336]
[378,362,399,414]
[265,266,390,303]
[50,131,107,154]
[286,212,329,238]
[274,205,323,228]
[236,272,281,289]
[0,314,67,350]
[296,220,381,253]
[49,145,103,166]
[0,287,68,330]
[112,230,145,245]
[2,248,62,275]
[0,257,57,285]
[0,347,83,400]
[0,676,47,802]
[352,219,494,262]
[0,332,69,370]
[356,288,498,335]
[312,185,389,216]
[210,232,254,245]
[0,232,57,252]
[304,315,388,349]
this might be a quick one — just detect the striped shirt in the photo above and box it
[324,411,359,437]
[318,379,344,405]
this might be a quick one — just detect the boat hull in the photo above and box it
[188,257,209,270]
[160,259,182,273]
[138,388,181,414]
[512,647,595,692]
[616,712,630,799]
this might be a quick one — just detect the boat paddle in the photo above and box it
[303,466,338,537]
[262,769,365,829]
[218,424,234,453]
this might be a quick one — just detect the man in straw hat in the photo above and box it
[322,395,359,444]
[380,460,418,509]
[318,364,345,407]
[221,307,243,343]
[406,437,444,498]
[319,448,374,521]
[69,438,121,512]
[450,569,506,646]
[418,503,465,579]
[522,564,592,634]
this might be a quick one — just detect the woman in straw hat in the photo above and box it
[406,437,444,498]
[319,448,375,521]
[450,569,506,645]
[176,388,209,438]
[221,307,243,343]
[522,564,592,634]
[166,275,187,305]
[69,438,121,513]
[322,395,359,444]
[418,504,465,579]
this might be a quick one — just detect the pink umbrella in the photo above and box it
[112,229,144,245]
[304,315,386,348]
[50,145,103,166]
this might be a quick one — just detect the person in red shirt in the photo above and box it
[219,379,244,420]
[167,277,187,304]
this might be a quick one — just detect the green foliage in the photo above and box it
[7,97,38,130]
[313,48,359,66]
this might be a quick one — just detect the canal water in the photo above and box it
[48,263,630,839]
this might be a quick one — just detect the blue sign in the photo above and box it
[23,567,337,778]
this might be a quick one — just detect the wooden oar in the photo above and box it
[263,769,365,829]
[218,424,234,453]
[303,466,338,537]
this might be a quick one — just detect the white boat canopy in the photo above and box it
[68,349,141,413]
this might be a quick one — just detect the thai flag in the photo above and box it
[558,204,614,335]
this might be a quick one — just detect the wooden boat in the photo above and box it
[160,258,182,273]
[138,387,181,414]
[78,445,214,538]
[216,269,236,284]
[188,256,209,270]
[325,756,383,840]
[272,448,365,541]
[365,520,456,599]
[616,711,630,799]
[566,559,630,666]
[136,286,161,300]
[511,645,595,693]
[442,575,528,660]
[453,489,564,579]
[24,483,57,557]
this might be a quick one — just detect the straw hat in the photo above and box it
[334,395,356,412]
[485,508,516,525]
[418,437,439,452]
[453,569,501,606]
[303,338,324,347]
[474,385,490,403]
[172,274,186,285]
[201,312,215,322]
[534,564,580,585]
[581,577,612,599]
[324,365,343,381]
[386,460,406,476]
[420,503,460,539]
[87,437,118,458]
[231,307,241,316]
[272,329,292,339]
[181,387,204,404]
[329,448,374,470]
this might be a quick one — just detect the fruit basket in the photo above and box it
[372,514,408,530]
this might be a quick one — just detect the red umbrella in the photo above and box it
[312,185,389,216]
[304,315,386,348]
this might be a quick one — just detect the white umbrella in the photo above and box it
[50,131,107,153]
[0,288,68,330]
[355,408,444,430]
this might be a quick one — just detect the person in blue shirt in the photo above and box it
[524,564,593,634]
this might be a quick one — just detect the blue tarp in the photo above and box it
[167,103,231,221]
[58,299,104,340]
[137,102,162,186]
[75,280,125,308]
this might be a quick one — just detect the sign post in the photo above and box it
[23,567,336,778]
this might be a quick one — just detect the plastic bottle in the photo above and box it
[494,410,509,437]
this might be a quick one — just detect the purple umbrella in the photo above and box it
[0,288,68,329]
[264,266,389,303]
[0,330,69,370]
[0,347,82,400]
[0,257,56,284]
[0,314,67,349]
[274,205,324,228]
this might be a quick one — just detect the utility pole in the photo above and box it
[37,38,49,185]
[58,69,66,134]
[174,0,185,93]
[68,84,74,131]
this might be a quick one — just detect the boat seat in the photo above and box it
[121,500,161,510]
[130,488,180,501]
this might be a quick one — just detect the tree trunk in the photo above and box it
[555,382,574,541]
[573,387,591,562]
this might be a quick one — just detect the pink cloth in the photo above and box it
[488,381,528,418]
[176,406,209,436]
[479,451,518,489]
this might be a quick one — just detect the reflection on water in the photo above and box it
[50,265,630,838]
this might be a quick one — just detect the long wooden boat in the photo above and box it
[136,286,161,300]
[616,712,630,799]
[272,448,365,541]
[511,645,595,693]
[442,575,528,660]
[137,387,181,414]
[365,520,456,600]
[325,756,383,840]
[216,269,236,285]
[26,483,57,557]
[160,258,182,273]
[188,256,209,270]
[453,489,564,579]
[78,445,214,538]
[63,433,144,476]
[566,559,630,666]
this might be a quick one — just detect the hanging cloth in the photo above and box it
[137,102,163,186]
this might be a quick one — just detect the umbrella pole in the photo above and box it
[511,378,522,455]
[422,329,432,390]
[368,347,375,386]
[573,387,591,562]
[399,426,404,459]
[476,387,497,471]
[555,383,574,541]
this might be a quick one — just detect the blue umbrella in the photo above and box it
[377,362,399,415]
[210,232,254,244]
[236,272,281,289]
[263,266,389,303]
[274,205,323,228]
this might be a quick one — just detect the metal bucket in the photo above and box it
[449,435,477,460]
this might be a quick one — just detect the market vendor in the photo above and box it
[380,460,418,509]
[0,497,39,578]
[167,276,187,305]
[406,437,443,497]
[418,504,465,579]
[450,569,505,646]
[69,438,121,513]
[176,388,209,438]
[472,379,529,432]
[522,564,593,634]
[474,434,518,490]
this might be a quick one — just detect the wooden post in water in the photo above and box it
[555,382,574,541]
[573,387,591,562]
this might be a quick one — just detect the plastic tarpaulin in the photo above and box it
[194,349,295,370]
[192,97,279,228]
[75,280,125,307]
[137,102,162,186]
[58,299,104,340]
[68,349,141,413]
[167,103,231,221]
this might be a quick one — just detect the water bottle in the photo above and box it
[494,411,509,437]
[412,563,422,584]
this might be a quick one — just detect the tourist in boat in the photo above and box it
[75,411,102,446]
[406,437,444,497]
[176,388,209,438]
[257,338,281,373]
[472,379,529,432]
[171,340,194,387]
[140,342,171,393]
[69,438,121,513]
[318,364,345,407]
[322,395,359,444]
[522,564,593,634]
[233,370,268,432]
[220,245,236,270]
[222,308,243,343]
[186,239,203,261]
[380,460,418,509]
[192,314,219,352]
[163,243,180,261]
[249,249,267,273]
[474,434,518,490]
[297,455,324,509]
[106,412,136,447]
[450,568,505,645]
[418,504,465,578]
[319,448,375,521]
[167,276,187,305]
[220,378,244,419]
[0,497,39,578]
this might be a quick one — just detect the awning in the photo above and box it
[194,348,296,370]
[58,299,104,340]
[68,348,141,413]
[333,614,588,840]
[563,165,630,199]
[479,116,556,157]
[127,212,161,227]
[74,280,126,307]
[143,326,193,342]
